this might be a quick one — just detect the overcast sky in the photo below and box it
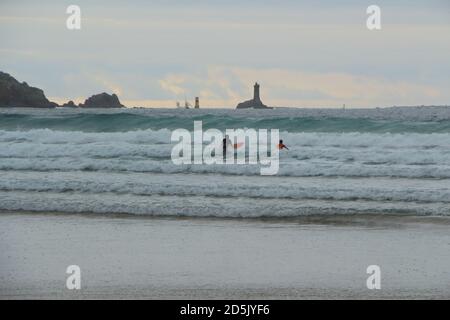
[1,0,449,108]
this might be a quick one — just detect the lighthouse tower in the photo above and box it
[253,82,260,101]
[235,82,271,109]
[195,97,199,109]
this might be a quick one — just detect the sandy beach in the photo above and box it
[1,212,449,299]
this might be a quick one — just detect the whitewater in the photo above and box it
[1,106,450,217]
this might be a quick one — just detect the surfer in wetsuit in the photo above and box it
[278,139,289,150]
[223,135,232,159]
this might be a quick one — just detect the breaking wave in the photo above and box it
[2,107,450,133]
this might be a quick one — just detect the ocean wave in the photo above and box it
[1,191,449,217]
[1,129,450,178]
[1,108,450,218]
[1,172,449,204]
[2,108,450,133]
[2,128,450,148]
[1,158,450,178]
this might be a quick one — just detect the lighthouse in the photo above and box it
[195,97,199,109]
[235,82,271,109]
[253,82,260,101]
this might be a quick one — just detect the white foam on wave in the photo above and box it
[1,190,448,217]
[1,157,450,178]
[0,128,172,144]
[2,129,450,148]
[0,126,449,216]
[1,171,450,203]
[1,129,450,178]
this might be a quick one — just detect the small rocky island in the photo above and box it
[78,93,124,108]
[60,93,124,108]
[0,71,124,108]
[236,82,272,109]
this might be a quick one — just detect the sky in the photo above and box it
[1,0,449,108]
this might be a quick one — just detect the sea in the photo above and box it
[1,106,450,218]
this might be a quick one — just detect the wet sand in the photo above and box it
[0,212,449,299]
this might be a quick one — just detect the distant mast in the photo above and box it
[176,97,198,109]
[184,95,191,109]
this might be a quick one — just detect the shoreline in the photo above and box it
[2,209,450,226]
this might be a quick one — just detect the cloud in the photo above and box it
[229,67,443,107]
[152,66,443,108]
[2,1,448,108]
[158,75,187,96]
[90,74,123,96]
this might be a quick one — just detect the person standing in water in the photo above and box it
[223,134,232,159]
[278,139,289,150]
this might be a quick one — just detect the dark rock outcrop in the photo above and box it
[0,71,57,108]
[60,100,77,108]
[79,92,124,108]
[236,82,272,109]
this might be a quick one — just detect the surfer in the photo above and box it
[278,139,289,150]
[222,135,232,159]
